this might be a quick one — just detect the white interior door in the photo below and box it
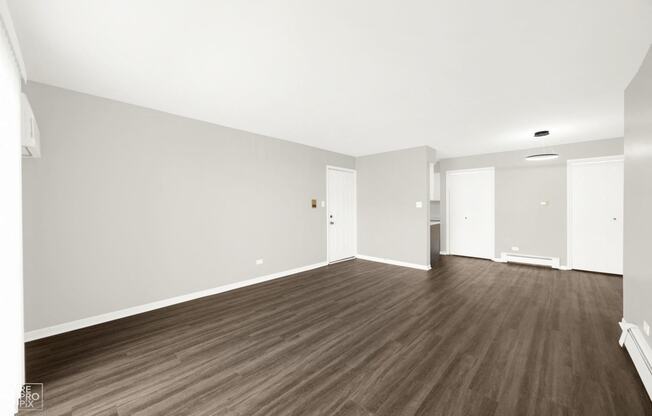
[327,167,356,262]
[447,168,495,259]
[569,157,624,274]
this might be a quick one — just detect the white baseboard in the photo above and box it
[356,254,431,271]
[492,257,507,263]
[619,319,652,401]
[439,251,449,255]
[24,261,328,342]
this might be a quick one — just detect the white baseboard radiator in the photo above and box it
[619,320,652,401]
[499,252,561,269]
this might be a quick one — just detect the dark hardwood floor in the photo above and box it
[23,256,651,415]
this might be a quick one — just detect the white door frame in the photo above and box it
[566,155,624,271]
[445,167,495,259]
[326,165,357,263]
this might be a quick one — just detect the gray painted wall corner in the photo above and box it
[356,146,432,266]
[624,45,652,345]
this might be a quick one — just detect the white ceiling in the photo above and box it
[8,0,652,158]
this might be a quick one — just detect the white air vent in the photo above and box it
[500,252,560,269]
[21,93,40,158]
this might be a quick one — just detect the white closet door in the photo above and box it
[327,167,356,262]
[447,168,495,259]
[569,157,624,274]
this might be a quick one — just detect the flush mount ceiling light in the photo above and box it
[525,153,559,161]
[526,130,559,161]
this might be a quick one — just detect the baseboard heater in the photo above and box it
[620,320,652,401]
[500,252,560,269]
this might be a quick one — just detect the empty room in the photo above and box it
[2,1,652,415]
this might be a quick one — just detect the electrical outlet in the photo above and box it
[255,259,264,265]
[644,321,650,336]
[511,246,520,252]
[416,201,423,208]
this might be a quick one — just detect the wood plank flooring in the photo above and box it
[23,256,652,415]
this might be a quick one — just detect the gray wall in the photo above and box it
[357,146,433,266]
[22,82,354,332]
[438,138,624,264]
[624,45,652,344]
[430,201,441,220]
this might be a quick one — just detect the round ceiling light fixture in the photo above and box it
[525,153,559,161]
[526,130,559,161]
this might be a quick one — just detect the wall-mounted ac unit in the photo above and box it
[21,92,40,158]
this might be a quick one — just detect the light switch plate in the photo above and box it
[255,259,264,265]
[416,201,423,208]
[511,246,520,252]
[321,201,325,207]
